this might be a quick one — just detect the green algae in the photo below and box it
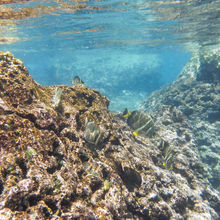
[25,147,37,160]
[103,179,110,191]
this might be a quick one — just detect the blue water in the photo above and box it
[1,0,218,111]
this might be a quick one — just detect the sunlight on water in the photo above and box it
[0,0,219,111]
[0,0,219,48]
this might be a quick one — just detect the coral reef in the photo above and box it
[0,51,220,219]
[141,48,220,192]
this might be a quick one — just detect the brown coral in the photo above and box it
[0,52,220,219]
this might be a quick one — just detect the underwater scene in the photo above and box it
[0,0,220,219]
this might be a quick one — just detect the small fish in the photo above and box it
[122,108,131,118]
[132,118,153,136]
[123,109,154,137]
[72,76,84,86]
[84,121,103,146]
[133,131,139,136]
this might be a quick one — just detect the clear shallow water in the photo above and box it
[0,0,219,111]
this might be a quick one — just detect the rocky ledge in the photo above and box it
[141,48,220,195]
[0,52,220,219]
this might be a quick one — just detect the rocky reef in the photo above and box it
[142,48,220,194]
[0,51,220,219]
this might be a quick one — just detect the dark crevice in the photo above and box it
[0,178,4,195]
[47,140,63,174]
[115,162,142,192]
[53,153,63,164]
[1,168,9,179]
[61,197,72,211]
[47,166,58,174]
[28,194,41,206]
[9,73,15,78]
[65,113,70,118]
[110,137,121,145]
[64,131,79,142]
[16,158,28,178]
[44,198,58,213]
[172,197,187,214]
[102,167,110,179]
[41,206,51,218]
[46,153,63,174]
[1,78,7,84]
[40,186,54,195]
[77,169,85,179]
[58,122,69,134]
[5,195,29,211]
[69,192,76,202]
[0,109,13,115]
[92,111,100,118]
[88,95,95,106]
[16,112,59,135]
[24,96,33,105]
[25,113,37,123]
[75,113,82,131]
[90,178,102,192]
[125,200,151,220]
[78,151,89,162]
[52,139,59,151]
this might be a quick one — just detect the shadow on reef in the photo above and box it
[0,51,220,219]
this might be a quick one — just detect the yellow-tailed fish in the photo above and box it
[132,118,153,136]
[122,108,131,118]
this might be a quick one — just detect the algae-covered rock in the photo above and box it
[0,52,220,219]
[197,50,220,83]
[141,48,220,193]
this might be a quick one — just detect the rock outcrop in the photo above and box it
[0,51,220,219]
[142,48,220,194]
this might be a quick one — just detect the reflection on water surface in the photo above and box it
[0,0,219,49]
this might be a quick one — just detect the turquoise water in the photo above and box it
[0,0,219,111]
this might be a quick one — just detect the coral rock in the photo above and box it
[0,52,220,219]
